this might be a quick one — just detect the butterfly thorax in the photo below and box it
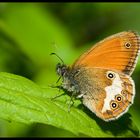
[56,63,96,99]
[56,63,80,96]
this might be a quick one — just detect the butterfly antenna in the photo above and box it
[50,53,64,64]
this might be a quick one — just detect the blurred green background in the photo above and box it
[0,2,140,137]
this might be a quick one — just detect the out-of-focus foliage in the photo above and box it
[0,3,140,137]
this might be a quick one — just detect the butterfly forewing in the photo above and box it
[72,31,140,76]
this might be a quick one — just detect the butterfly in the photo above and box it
[55,31,140,121]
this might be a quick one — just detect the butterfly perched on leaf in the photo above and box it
[54,31,140,121]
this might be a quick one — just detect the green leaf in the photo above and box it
[0,72,138,137]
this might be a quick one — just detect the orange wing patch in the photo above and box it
[72,31,140,76]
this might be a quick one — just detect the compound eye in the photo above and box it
[110,101,118,110]
[106,71,115,80]
[115,94,123,102]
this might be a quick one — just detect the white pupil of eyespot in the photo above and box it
[117,97,121,101]
[112,103,116,108]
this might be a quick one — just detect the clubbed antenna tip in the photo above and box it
[50,52,64,64]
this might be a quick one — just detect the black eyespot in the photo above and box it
[117,96,121,101]
[125,42,131,49]
[112,102,117,108]
[115,94,123,102]
[108,73,113,78]
[110,101,118,110]
[107,72,115,79]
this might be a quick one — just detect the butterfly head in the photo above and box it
[56,63,68,77]
[50,53,69,77]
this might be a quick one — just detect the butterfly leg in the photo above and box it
[49,84,66,100]
[51,92,66,101]
[68,92,76,112]
[49,84,63,89]
[56,76,61,84]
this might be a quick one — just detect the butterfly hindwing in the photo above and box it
[73,67,135,121]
